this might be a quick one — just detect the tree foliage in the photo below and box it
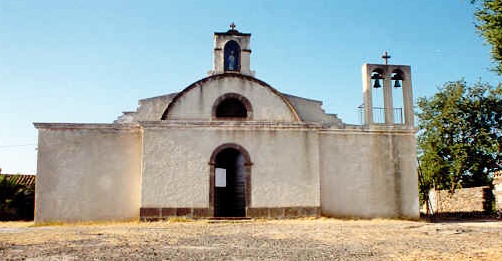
[472,0,502,74]
[417,80,502,192]
[0,175,35,220]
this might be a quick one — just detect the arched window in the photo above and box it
[216,98,246,118]
[224,40,241,72]
[212,93,252,120]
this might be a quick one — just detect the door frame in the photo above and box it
[209,143,252,217]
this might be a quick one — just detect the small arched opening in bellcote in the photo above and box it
[391,69,405,124]
[224,40,241,72]
[370,68,385,123]
[212,93,253,120]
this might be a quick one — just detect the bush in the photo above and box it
[0,175,35,221]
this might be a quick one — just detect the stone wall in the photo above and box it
[428,187,492,214]
[427,172,502,215]
[494,172,502,211]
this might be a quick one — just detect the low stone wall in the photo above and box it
[428,187,493,214]
[494,172,502,211]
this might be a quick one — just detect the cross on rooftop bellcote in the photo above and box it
[230,22,236,30]
[381,51,391,65]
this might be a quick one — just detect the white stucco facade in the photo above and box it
[141,123,320,209]
[34,124,142,222]
[319,127,418,219]
[34,27,419,222]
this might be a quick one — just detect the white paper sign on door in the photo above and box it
[215,168,226,187]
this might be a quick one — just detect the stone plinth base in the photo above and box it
[140,206,320,221]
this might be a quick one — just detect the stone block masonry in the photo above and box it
[140,207,320,221]
[426,173,502,216]
[429,187,493,214]
[494,171,502,211]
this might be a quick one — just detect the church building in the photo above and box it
[34,26,419,223]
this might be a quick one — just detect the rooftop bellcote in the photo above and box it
[208,23,255,77]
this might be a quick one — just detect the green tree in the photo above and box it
[417,80,502,192]
[0,175,35,220]
[472,0,502,74]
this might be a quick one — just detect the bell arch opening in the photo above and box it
[209,143,252,217]
[391,70,405,124]
[370,69,385,123]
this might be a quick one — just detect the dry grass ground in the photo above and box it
[1,218,501,260]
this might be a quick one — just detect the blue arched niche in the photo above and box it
[224,40,241,72]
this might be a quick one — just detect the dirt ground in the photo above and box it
[1,218,501,260]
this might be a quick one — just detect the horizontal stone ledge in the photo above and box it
[363,63,411,70]
[322,126,417,134]
[34,123,141,131]
[140,120,322,130]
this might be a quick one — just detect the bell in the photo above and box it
[373,78,382,88]
[394,80,401,88]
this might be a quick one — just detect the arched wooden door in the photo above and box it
[210,144,251,217]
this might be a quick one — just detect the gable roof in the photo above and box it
[0,174,36,187]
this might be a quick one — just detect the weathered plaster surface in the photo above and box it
[115,93,179,123]
[135,93,178,121]
[34,124,142,223]
[282,94,343,126]
[165,76,298,122]
[141,122,320,209]
[319,128,419,219]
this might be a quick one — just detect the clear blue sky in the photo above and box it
[0,0,500,174]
